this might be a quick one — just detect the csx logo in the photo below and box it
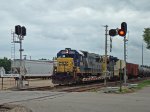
[59,62,68,66]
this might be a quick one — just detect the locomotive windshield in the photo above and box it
[57,49,77,59]
[58,54,75,58]
[57,49,81,67]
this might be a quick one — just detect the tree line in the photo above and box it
[143,28,150,49]
[0,57,11,74]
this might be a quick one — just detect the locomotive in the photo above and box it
[52,48,150,85]
[52,48,105,84]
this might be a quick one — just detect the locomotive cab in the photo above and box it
[52,48,81,84]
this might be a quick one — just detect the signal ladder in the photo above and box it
[11,31,16,60]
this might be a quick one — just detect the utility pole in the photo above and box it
[104,25,108,85]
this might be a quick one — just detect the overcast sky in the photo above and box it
[0,0,150,65]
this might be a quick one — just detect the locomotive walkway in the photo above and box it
[0,86,150,112]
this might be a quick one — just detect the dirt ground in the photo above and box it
[0,78,54,90]
[0,104,32,112]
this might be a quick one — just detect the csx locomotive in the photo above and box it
[52,48,105,84]
[52,48,150,85]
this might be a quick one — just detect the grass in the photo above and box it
[136,80,150,89]
[120,79,150,93]
[89,79,150,93]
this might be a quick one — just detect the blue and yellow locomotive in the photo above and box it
[52,48,103,84]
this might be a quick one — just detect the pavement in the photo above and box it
[0,87,150,112]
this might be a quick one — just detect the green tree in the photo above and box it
[0,57,11,74]
[143,28,150,49]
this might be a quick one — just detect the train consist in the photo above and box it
[52,48,150,85]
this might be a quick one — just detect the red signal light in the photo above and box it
[118,29,126,36]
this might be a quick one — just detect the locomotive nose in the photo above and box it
[57,58,74,73]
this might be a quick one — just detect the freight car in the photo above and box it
[138,65,150,78]
[126,63,139,79]
[11,59,53,78]
[111,59,125,80]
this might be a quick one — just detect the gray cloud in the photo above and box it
[0,0,150,65]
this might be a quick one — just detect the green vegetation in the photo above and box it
[90,80,150,93]
[119,87,133,93]
[143,28,150,49]
[137,80,150,89]
[120,80,150,93]
[0,57,11,73]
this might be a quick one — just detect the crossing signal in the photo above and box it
[118,29,126,36]
[109,29,117,36]
[118,22,127,37]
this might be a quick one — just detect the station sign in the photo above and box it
[1,74,19,78]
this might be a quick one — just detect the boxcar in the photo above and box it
[126,63,139,79]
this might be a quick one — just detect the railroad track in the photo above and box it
[57,83,104,92]
[57,77,150,92]
[18,77,150,92]
[57,81,121,92]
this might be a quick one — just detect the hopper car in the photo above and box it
[11,59,53,79]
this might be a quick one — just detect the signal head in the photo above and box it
[109,29,117,36]
[21,26,26,36]
[121,22,127,33]
[15,25,21,35]
[118,29,126,37]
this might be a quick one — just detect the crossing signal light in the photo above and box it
[109,22,127,37]
[109,29,117,36]
[118,29,126,36]
[118,22,127,37]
